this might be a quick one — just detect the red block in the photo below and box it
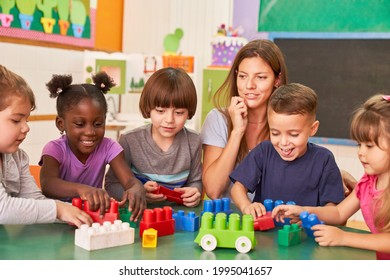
[254,212,275,231]
[139,207,175,237]
[72,198,119,225]
[152,185,184,204]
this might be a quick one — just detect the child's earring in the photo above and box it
[60,131,64,135]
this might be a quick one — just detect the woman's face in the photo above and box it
[236,57,279,110]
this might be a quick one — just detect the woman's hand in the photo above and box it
[228,96,248,134]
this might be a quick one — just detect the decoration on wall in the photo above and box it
[163,28,183,55]
[0,0,95,48]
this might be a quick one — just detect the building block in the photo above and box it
[278,224,302,246]
[118,206,138,228]
[75,220,134,251]
[194,212,256,253]
[142,228,158,248]
[300,211,324,238]
[172,210,199,231]
[201,198,233,216]
[253,212,275,231]
[152,185,183,204]
[72,198,119,225]
[139,206,175,238]
[263,198,296,227]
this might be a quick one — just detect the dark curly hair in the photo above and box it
[46,71,116,117]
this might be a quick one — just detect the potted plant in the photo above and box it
[15,0,36,30]
[70,0,86,38]
[57,0,69,35]
[0,0,15,27]
[37,0,56,33]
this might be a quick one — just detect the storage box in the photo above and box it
[162,55,194,73]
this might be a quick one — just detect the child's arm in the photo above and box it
[272,189,361,225]
[55,201,93,227]
[108,152,146,222]
[40,155,111,216]
[312,224,390,253]
[231,181,266,218]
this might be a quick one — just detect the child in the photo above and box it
[39,72,146,221]
[230,83,344,218]
[0,65,92,227]
[272,94,390,260]
[105,67,202,207]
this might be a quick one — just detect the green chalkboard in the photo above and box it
[275,38,390,139]
[259,0,390,32]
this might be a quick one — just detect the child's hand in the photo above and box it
[121,182,147,222]
[79,188,111,217]
[271,204,304,223]
[55,201,93,228]
[144,181,166,203]
[179,187,201,207]
[312,224,346,247]
[242,202,266,219]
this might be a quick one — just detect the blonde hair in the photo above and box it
[212,40,288,163]
[0,65,36,111]
[350,94,390,232]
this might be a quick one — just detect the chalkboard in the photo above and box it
[259,0,390,32]
[275,38,390,139]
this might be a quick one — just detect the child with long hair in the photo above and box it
[272,94,390,259]
[0,64,92,227]
[105,67,202,207]
[39,72,146,221]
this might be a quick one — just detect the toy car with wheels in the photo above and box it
[194,212,256,253]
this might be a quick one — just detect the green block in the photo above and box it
[278,224,302,247]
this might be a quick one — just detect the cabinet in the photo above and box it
[201,68,230,124]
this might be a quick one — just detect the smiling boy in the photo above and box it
[230,83,344,219]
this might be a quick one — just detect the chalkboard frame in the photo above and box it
[269,32,390,146]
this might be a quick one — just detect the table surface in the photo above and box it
[0,202,375,260]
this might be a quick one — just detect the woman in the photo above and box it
[201,39,288,199]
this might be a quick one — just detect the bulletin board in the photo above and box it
[0,0,95,48]
[258,0,390,32]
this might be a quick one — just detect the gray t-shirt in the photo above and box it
[105,124,202,200]
[0,150,56,224]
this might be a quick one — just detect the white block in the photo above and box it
[75,220,135,251]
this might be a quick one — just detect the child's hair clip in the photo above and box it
[383,95,390,102]
[100,83,105,89]
[56,88,63,94]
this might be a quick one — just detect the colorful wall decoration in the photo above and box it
[0,0,95,48]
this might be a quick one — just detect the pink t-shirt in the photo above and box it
[355,173,389,260]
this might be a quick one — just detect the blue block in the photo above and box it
[300,211,324,238]
[173,210,199,232]
[202,198,233,216]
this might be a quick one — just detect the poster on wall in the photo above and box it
[0,0,96,48]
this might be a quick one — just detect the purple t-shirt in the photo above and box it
[40,136,123,191]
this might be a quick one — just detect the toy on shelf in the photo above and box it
[72,198,119,225]
[75,220,134,251]
[202,198,233,216]
[194,212,256,253]
[152,185,183,205]
[172,210,199,232]
[300,211,324,238]
[278,224,303,247]
[142,228,158,248]
[211,24,248,67]
[139,206,175,238]
[264,198,296,227]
